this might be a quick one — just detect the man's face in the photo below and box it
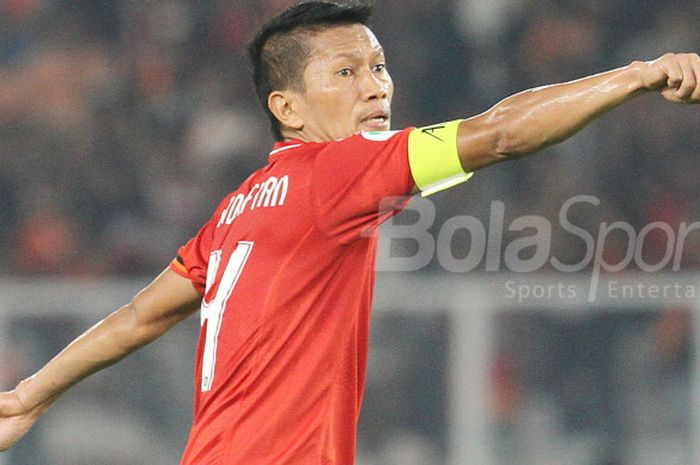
[292,24,394,141]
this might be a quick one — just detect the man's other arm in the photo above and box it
[0,268,201,452]
[457,53,700,172]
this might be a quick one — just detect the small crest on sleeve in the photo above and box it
[360,130,401,142]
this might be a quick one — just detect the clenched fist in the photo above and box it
[635,53,700,104]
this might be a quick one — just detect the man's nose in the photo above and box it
[359,70,388,101]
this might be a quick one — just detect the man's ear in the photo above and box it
[268,91,304,132]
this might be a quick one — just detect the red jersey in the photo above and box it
[170,128,415,465]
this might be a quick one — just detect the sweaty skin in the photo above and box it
[0,268,201,452]
[455,53,700,172]
[269,24,700,176]
[269,25,393,142]
[1,18,699,454]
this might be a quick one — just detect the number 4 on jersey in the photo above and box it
[200,241,254,392]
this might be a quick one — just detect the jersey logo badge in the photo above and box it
[361,130,401,142]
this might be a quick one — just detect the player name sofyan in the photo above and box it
[216,174,289,227]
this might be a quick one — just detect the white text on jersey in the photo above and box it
[217,175,289,227]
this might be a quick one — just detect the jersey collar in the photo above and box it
[269,140,304,159]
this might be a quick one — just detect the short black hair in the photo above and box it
[248,1,374,141]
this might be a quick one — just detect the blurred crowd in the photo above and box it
[1,0,291,275]
[1,0,700,276]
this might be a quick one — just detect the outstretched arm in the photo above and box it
[0,268,201,452]
[457,53,700,172]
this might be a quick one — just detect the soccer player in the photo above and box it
[1,1,699,464]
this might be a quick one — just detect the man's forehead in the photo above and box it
[306,24,384,60]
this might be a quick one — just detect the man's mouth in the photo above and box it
[364,116,388,124]
[359,112,390,130]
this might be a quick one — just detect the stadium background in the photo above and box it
[1,0,699,464]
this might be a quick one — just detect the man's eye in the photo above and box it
[338,68,353,77]
[374,63,386,72]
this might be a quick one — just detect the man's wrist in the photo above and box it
[14,376,49,413]
[625,61,652,94]
[13,382,32,414]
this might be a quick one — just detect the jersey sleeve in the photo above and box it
[311,128,416,244]
[170,217,216,296]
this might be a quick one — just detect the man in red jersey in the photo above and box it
[1,1,699,464]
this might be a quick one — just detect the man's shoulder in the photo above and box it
[269,128,412,160]
[313,128,413,157]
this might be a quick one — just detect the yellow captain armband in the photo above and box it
[408,120,473,197]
